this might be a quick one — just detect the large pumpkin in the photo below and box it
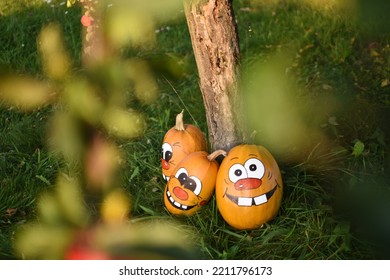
[161,110,207,181]
[164,150,225,216]
[216,144,283,230]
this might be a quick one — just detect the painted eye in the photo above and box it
[184,176,202,196]
[162,143,173,161]
[175,167,188,185]
[244,158,265,179]
[228,163,247,183]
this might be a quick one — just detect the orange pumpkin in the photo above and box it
[216,144,283,230]
[161,110,207,181]
[164,150,225,216]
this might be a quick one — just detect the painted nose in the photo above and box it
[173,187,189,201]
[234,178,262,190]
[161,158,170,170]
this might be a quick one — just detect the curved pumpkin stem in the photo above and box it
[174,109,185,131]
[207,149,227,161]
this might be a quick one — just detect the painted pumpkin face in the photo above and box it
[161,111,207,181]
[164,151,219,216]
[216,144,283,230]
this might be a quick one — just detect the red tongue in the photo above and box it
[173,187,189,201]
[161,159,170,170]
[234,178,262,190]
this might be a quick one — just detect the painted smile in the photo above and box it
[166,190,196,211]
[225,183,279,207]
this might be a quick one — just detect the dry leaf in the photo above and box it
[5,208,18,217]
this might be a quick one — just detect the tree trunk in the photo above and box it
[184,0,245,152]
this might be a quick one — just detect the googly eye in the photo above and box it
[244,158,265,179]
[162,143,173,161]
[228,163,247,183]
[175,167,188,185]
[184,176,202,196]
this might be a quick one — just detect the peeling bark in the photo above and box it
[184,0,245,151]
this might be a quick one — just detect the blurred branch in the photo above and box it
[11,0,196,260]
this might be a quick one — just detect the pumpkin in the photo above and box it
[164,150,225,216]
[216,144,283,230]
[161,110,207,181]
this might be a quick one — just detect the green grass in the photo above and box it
[1,0,389,259]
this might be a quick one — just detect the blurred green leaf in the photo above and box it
[352,140,365,157]
[105,0,183,49]
[106,6,156,49]
[15,224,72,259]
[38,23,71,80]
[48,111,84,164]
[37,192,64,225]
[138,0,183,20]
[102,108,145,139]
[56,175,89,227]
[149,54,189,79]
[242,56,326,161]
[0,75,54,111]
[64,78,104,125]
[125,59,159,104]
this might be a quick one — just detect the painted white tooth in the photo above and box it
[167,191,171,197]
[181,205,187,210]
[169,196,174,203]
[162,174,170,181]
[238,197,252,206]
[174,201,181,208]
[254,194,267,205]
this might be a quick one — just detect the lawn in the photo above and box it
[0,0,389,260]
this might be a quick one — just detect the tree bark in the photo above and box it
[184,0,245,152]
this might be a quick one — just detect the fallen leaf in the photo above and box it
[5,208,18,217]
[328,116,339,126]
[370,50,380,57]
[322,84,333,90]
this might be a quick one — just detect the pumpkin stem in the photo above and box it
[174,109,185,131]
[207,149,227,161]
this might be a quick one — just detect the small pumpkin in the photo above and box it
[161,110,207,181]
[216,144,283,230]
[164,150,225,216]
